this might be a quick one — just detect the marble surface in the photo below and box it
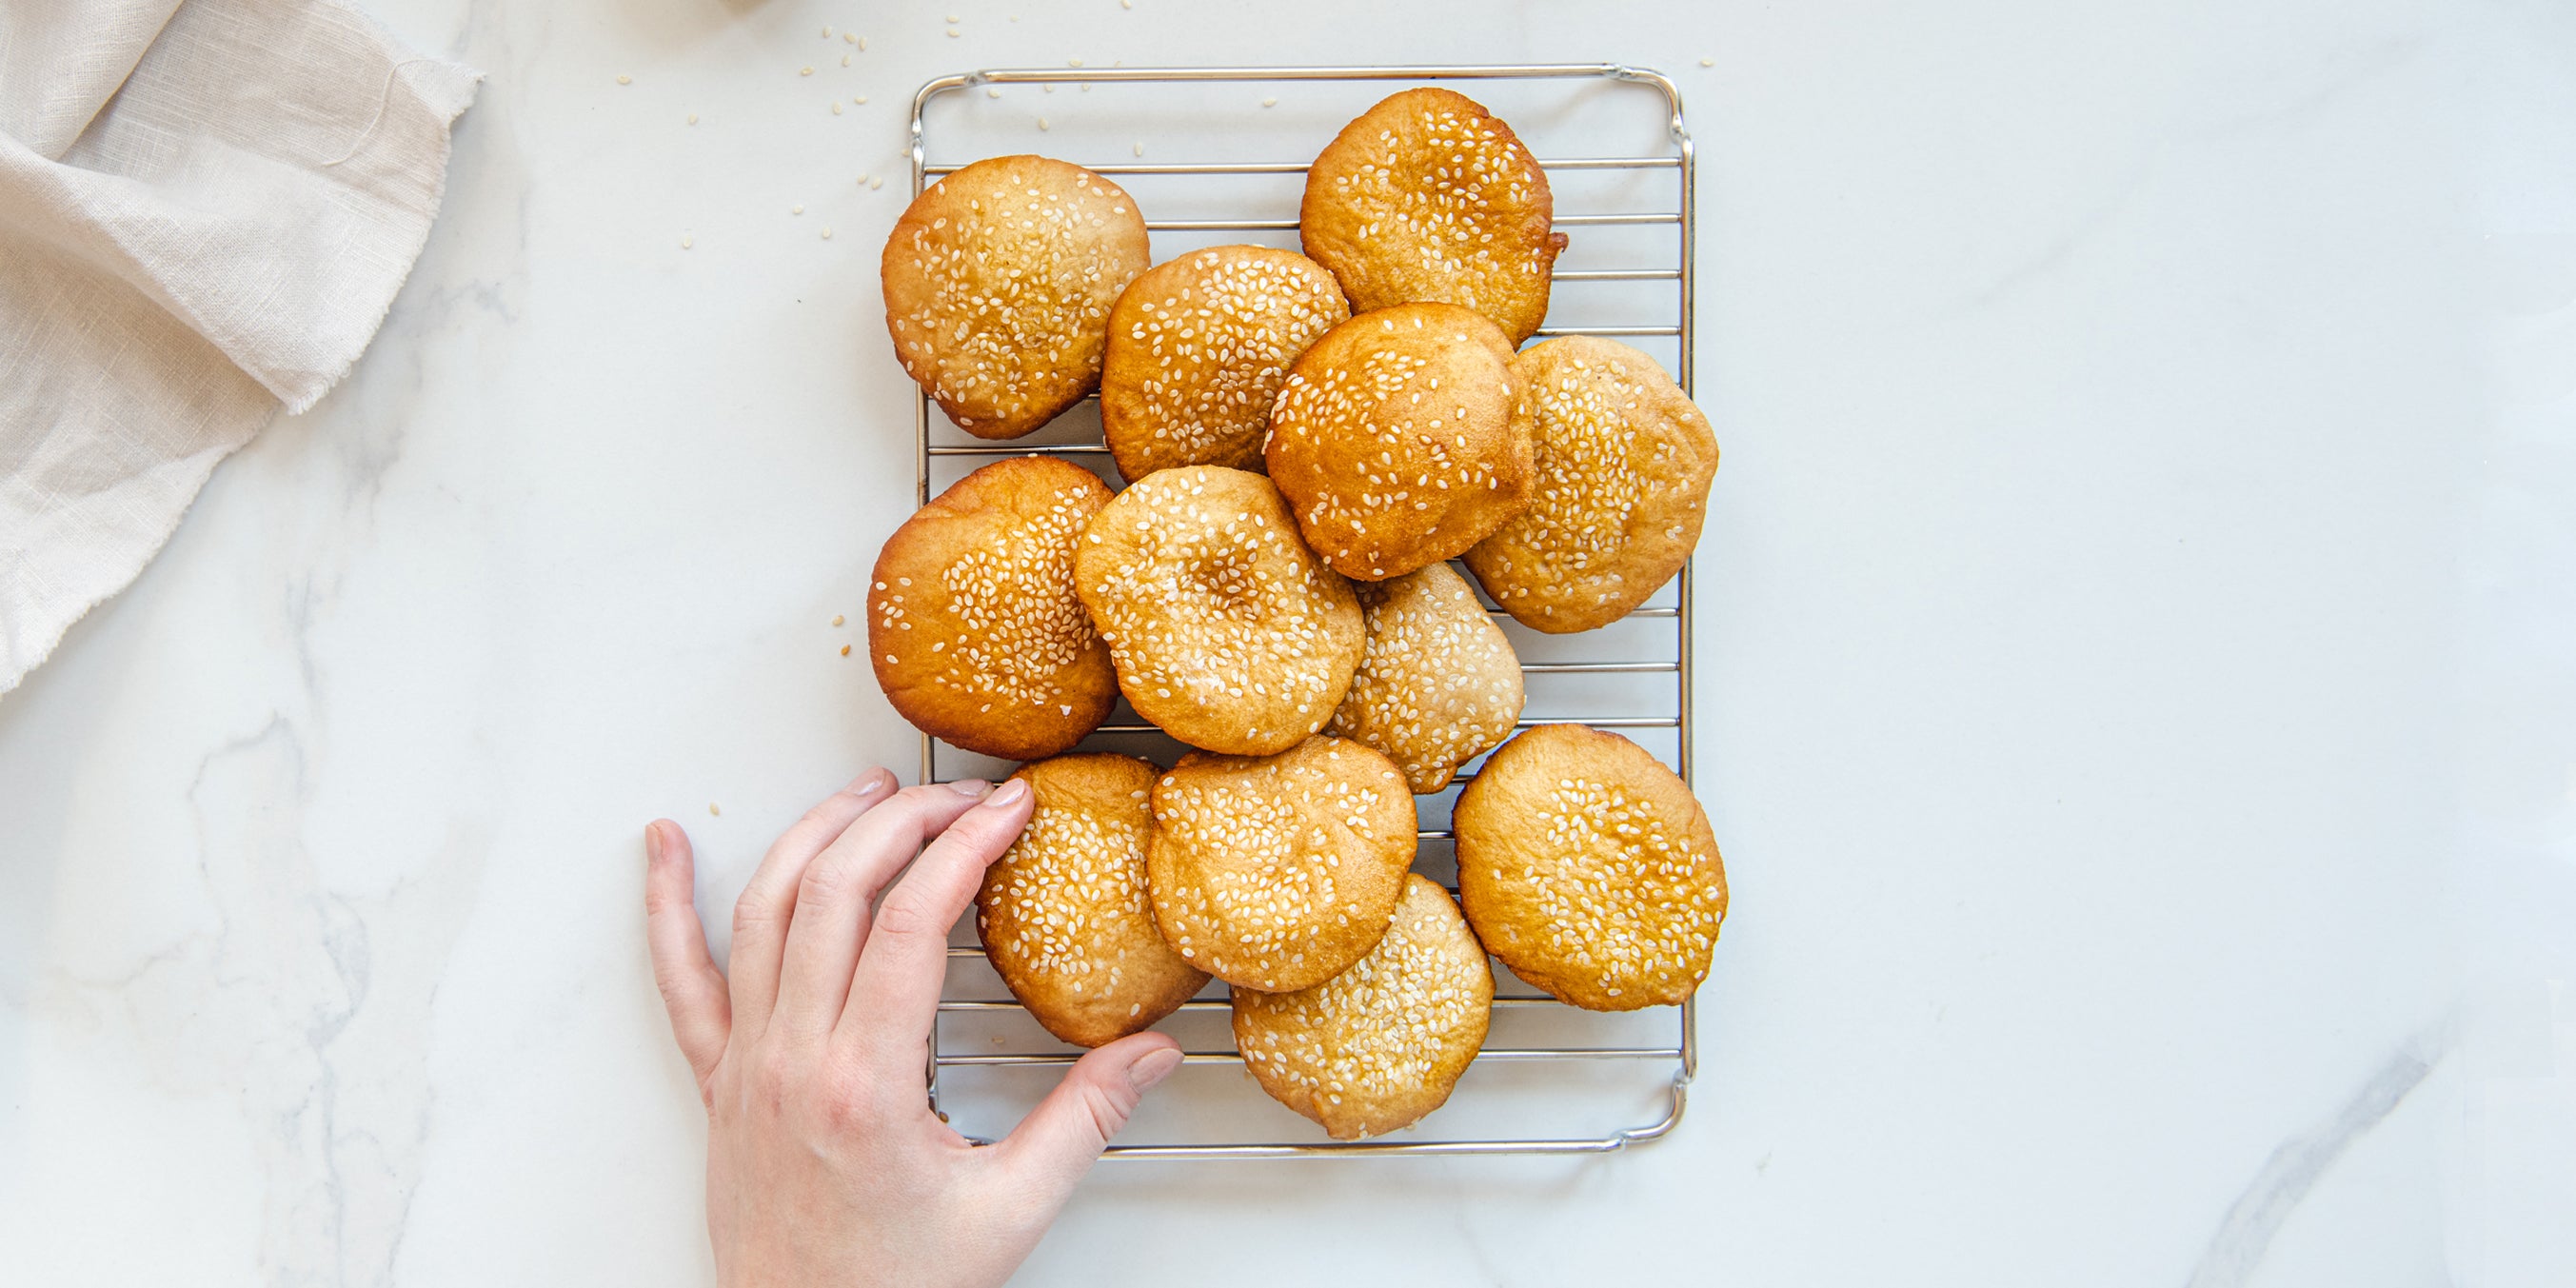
[5,0,2574,1283]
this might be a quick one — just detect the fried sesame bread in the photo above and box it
[1325,562,1525,794]
[1454,723,1727,1011]
[1232,874,1494,1139]
[1145,735,1415,993]
[1463,337,1718,633]
[1299,88,1566,345]
[868,457,1117,761]
[882,155,1151,440]
[1265,303,1536,582]
[1100,245,1351,481]
[1072,466,1365,756]
[976,754,1208,1047]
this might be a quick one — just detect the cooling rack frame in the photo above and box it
[909,62,1702,1159]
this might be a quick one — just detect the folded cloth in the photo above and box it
[0,0,477,695]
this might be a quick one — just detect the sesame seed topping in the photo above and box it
[1147,736,1415,993]
[1071,467,1364,757]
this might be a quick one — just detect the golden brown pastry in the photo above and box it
[1464,336,1718,633]
[976,754,1208,1047]
[1299,87,1564,345]
[868,456,1117,760]
[1454,723,1727,1010]
[882,155,1151,439]
[1145,735,1414,993]
[1232,874,1493,1139]
[1325,562,1524,793]
[1265,303,1535,581]
[1072,466,1364,756]
[1100,245,1349,481]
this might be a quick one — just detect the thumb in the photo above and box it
[993,1031,1183,1201]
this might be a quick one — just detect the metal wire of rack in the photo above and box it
[908,64,1701,1158]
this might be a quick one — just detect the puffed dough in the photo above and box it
[869,457,1118,761]
[882,155,1150,439]
[977,754,1208,1047]
[1233,874,1494,1139]
[1454,723,1727,1011]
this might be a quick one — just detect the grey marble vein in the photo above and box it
[2184,1018,2453,1288]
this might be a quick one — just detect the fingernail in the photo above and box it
[982,777,1029,809]
[944,778,994,798]
[850,768,895,800]
[643,821,665,863]
[1130,1045,1182,1092]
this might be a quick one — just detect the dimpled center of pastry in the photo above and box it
[1090,488,1347,713]
[894,179,1133,423]
[1125,254,1342,458]
[1524,777,1722,1001]
[1331,106,1543,287]
[935,488,1098,705]
[990,802,1147,994]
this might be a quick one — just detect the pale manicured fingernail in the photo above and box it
[850,768,895,800]
[1130,1045,1182,1092]
[982,777,1029,809]
[643,821,665,863]
[945,778,994,798]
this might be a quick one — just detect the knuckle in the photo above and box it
[1080,1077,1134,1141]
[748,1057,798,1115]
[729,898,773,940]
[870,890,945,941]
[795,855,849,903]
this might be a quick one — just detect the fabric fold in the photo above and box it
[0,0,477,695]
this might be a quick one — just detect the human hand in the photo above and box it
[644,769,1184,1288]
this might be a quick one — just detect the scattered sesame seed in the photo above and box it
[615,73,631,85]
[1699,56,1714,67]
[831,101,842,114]
[1068,56,1083,66]
[1036,116,1050,130]
[842,52,852,67]
[800,66,814,76]
[947,27,960,36]
[1121,0,1132,7]
[1133,142,1144,156]
[841,644,852,655]
[854,95,868,104]
[868,175,883,189]
[791,203,804,214]
[858,36,867,50]
[821,227,833,239]
[822,25,832,36]
[1041,83,1054,93]
[680,235,693,249]
[987,87,1002,98]
[686,112,698,125]
[831,614,845,626]
[708,803,721,816]
[946,11,961,19]
[1262,96,1278,108]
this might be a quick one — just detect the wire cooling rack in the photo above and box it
[909,64,1701,1158]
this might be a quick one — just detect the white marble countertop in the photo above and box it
[6,0,2574,1283]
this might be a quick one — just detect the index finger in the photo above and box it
[838,777,1035,1071]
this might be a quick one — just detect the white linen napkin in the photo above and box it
[0,0,477,695]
